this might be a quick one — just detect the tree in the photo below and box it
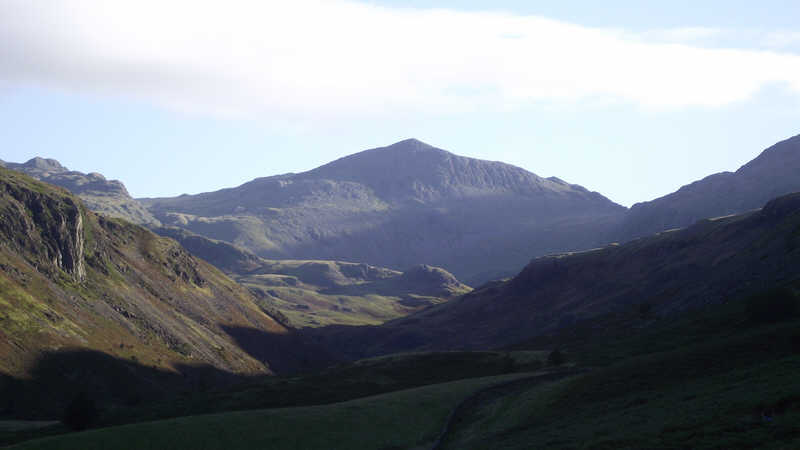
[547,349,565,366]
[745,288,798,324]
[62,391,97,431]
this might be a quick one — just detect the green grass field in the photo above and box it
[0,422,64,448]
[8,373,534,450]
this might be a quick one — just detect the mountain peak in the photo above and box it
[22,156,67,172]
[385,138,439,152]
[304,139,621,207]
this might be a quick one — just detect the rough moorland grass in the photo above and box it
[445,355,800,450]
[9,373,532,450]
[441,303,800,450]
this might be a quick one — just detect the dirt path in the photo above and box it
[430,369,585,450]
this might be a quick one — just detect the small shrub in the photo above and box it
[638,302,652,319]
[547,349,565,366]
[62,391,98,431]
[502,355,516,373]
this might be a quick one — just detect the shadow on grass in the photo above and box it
[0,349,254,422]
[220,325,341,375]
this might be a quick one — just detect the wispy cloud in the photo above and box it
[1,0,799,119]
[763,31,800,50]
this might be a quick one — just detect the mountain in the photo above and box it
[620,133,800,238]
[142,139,625,284]
[153,226,471,328]
[0,167,298,417]
[310,191,800,358]
[3,157,159,226]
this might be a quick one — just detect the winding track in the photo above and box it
[430,369,586,450]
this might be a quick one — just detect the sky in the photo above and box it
[1,1,799,207]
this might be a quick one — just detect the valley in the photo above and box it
[154,226,471,328]
[2,133,800,449]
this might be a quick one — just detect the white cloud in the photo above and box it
[1,0,799,119]
[763,31,800,49]
[634,27,724,45]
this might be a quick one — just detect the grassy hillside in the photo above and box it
[10,287,799,450]
[0,167,292,419]
[437,290,800,449]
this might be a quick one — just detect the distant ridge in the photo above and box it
[620,133,800,238]
[3,157,159,226]
[153,226,472,328]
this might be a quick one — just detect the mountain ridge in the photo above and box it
[620,133,800,238]
[141,139,625,283]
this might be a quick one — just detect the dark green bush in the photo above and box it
[62,391,97,431]
[547,349,565,366]
[745,288,798,324]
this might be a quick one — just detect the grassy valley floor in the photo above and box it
[5,288,800,450]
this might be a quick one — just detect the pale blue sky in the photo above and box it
[1,1,799,206]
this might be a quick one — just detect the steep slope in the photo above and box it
[142,139,625,284]
[4,157,159,226]
[153,227,471,328]
[0,167,293,416]
[621,133,800,238]
[313,191,800,358]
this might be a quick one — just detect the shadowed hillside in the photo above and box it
[309,191,800,358]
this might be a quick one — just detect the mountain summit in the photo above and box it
[306,139,608,204]
[19,156,67,172]
[143,139,624,283]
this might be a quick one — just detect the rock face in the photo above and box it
[0,175,85,281]
[142,139,625,284]
[3,157,160,226]
[620,134,800,239]
[309,191,800,358]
